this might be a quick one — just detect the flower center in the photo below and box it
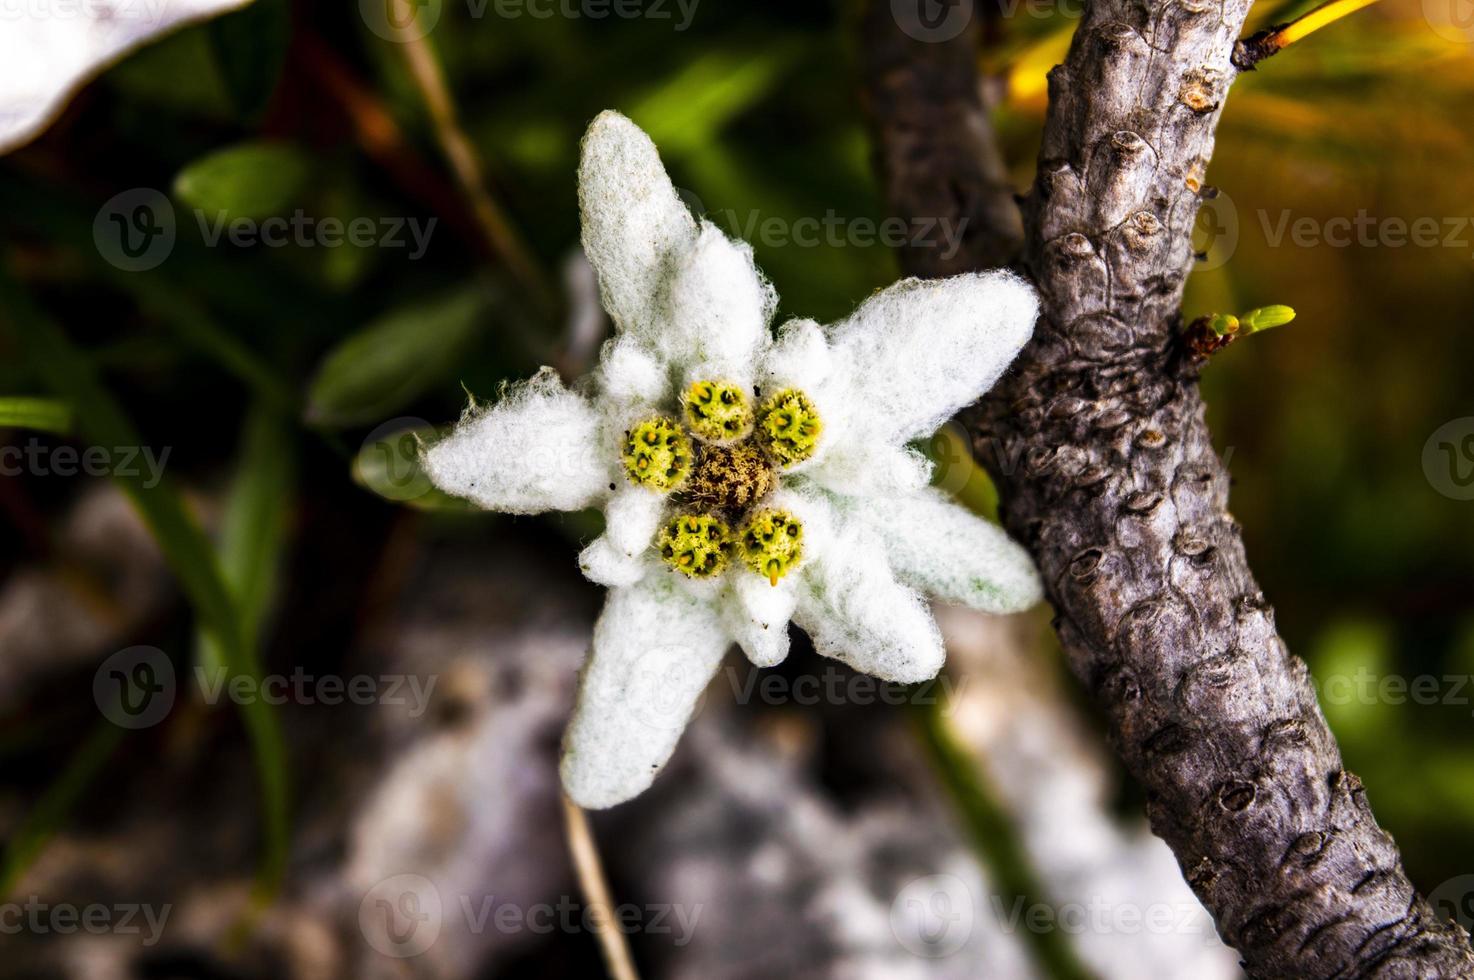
[624,382,823,585]
[680,442,775,513]
[657,513,732,579]
[682,380,752,444]
[756,389,822,467]
[738,509,803,586]
[622,417,691,492]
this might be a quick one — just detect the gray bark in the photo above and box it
[861,1,1474,977]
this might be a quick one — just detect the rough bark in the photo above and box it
[861,1,1474,977]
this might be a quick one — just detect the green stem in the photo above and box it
[0,722,125,895]
[912,696,1097,980]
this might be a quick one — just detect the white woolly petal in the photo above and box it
[423,369,612,514]
[760,317,831,394]
[793,523,945,684]
[560,576,731,808]
[802,443,933,498]
[0,0,251,155]
[577,537,648,588]
[667,221,776,384]
[578,111,697,339]
[596,335,668,409]
[603,486,666,554]
[816,271,1038,449]
[724,573,798,668]
[576,487,665,587]
[852,487,1043,613]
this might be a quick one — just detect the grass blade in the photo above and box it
[198,402,296,672]
[0,396,73,434]
[1,274,290,899]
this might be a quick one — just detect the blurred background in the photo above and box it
[1,0,1472,977]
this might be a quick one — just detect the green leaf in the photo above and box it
[306,284,488,429]
[0,722,125,895]
[174,141,311,221]
[352,422,472,511]
[1240,304,1297,333]
[2,274,289,899]
[1209,313,1240,337]
[629,46,799,158]
[198,403,296,673]
[208,0,291,119]
[0,396,72,434]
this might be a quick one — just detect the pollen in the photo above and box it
[622,417,692,493]
[738,509,804,585]
[756,389,822,468]
[657,513,733,579]
[682,380,753,444]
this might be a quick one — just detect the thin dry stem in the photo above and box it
[387,0,557,312]
[561,795,640,980]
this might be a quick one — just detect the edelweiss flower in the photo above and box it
[424,111,1043,808]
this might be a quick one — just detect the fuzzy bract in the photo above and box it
[422,110,1045,808]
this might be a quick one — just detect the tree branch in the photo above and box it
[859,1,1023,272]
[860,1,1474,976]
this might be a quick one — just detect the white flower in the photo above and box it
[0,0,253,155]
[424,111,1043,809]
